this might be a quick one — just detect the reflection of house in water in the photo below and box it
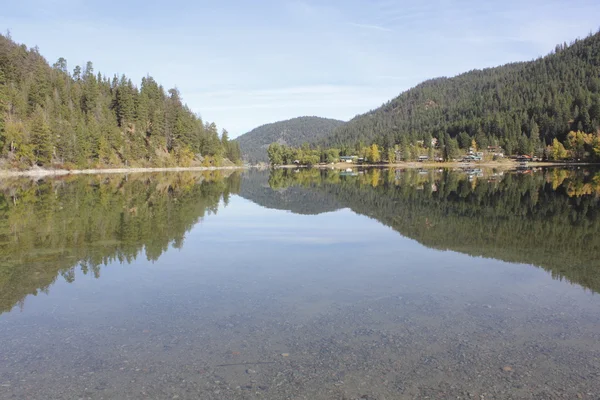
[340,170,359,177]
[487,171,504,182]
[465,168,484,180]
[516,166,533,174]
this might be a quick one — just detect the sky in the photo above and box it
[2,0,599,137]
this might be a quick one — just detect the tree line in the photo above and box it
[268,129,600,165]
[0,33,241,169]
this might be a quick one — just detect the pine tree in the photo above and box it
[52,57,68,74]
[81,61,99,114]
[115,75,135,127]
[28,62,52,111]
[444,134,460,160]
[73,65,81,81]
[30,106,52,165]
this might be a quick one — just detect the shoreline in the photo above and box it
[2,160,597,178]
[0,165,247,178]
[275,160,600,169]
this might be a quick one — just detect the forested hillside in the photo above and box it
[324,31,600,156]
[0,33,241,169]
[236,116,344,163]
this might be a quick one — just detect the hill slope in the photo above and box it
[0,33,241,169]
[324,31,600,155]
[236,116,345,163]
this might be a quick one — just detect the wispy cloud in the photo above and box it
[348,22,392,32]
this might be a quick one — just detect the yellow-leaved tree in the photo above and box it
[552,138,568,160]
[369,144,381,163]
[387,147,396,163]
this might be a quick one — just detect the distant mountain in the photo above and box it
[324,31,600,155]
[236,116,345,163]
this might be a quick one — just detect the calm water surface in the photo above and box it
[0,168,599,399]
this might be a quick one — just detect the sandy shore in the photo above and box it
[0,165,247,178]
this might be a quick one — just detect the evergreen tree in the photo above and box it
[30,106,52,164]
[444,134,460,160]
[81,61,98,114]
[115,75,135,128]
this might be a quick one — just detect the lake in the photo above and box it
[0,167,599,399]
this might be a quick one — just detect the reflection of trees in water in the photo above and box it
[0,171,241,314]
[256,168,600,293]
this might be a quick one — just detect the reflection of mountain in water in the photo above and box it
[243,168,600,294]
[0,171,241,314]
[240,169,342,215]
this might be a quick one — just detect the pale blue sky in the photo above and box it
[2,0,599,137]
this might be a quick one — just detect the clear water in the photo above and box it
[0,168,599,399]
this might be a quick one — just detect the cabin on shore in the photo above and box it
[418,155,429,162]
[463,154,482,162]
[514,155,532,162]
[487,145,505,158]
[339,156,358,163]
